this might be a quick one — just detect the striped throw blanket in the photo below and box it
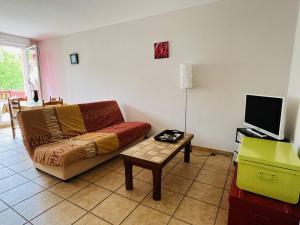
[17,101,150,166]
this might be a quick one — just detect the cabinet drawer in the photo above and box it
[237,160,300,204]
[250,209,298,225]
[234,142,240,153]
[236,131,245,143]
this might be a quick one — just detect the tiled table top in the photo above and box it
[121,133,193,164]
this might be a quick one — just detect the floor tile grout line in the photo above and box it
[71,168,146,224]
[0,173,17,181]
[19,172,45,181]
[28,174,93,221]
[1,149,26,154]
[8,188,46,208]
[150,178,227,209]
[0,199,9,213]
[1,151,64,224]
[0,157,33,174]
[139,196,181,219]
[118,201,140,225]
[170,151,209,224]
[0,159,30,168]
[182,193,224,209]
[78,170,129,224]
[135,183,193,224]
[8,166,35,174]
[5,159,33,168]
[170,152,232,224]
[0,196,32,224]
[0,149,16,155]
[66,153,228,224]
[213,161,232,225]
[172,153,209,222]
[26,181,93,223]
[117,177,154,225]
[1,156,135,224]
[0,161,45,193]
[80,194,115,225]
[70,212,90,225]
[27,198,65,223]
[43,174,117,224]
[111,152,211,224]
[0,170,69,223]
[76,158,172,224]
[0,155,26,162]
[193,179,227,190]
[1,140,231,224]
[31,178,61,189]
[0,180,31,195]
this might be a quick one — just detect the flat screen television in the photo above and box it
[243,95,286,140]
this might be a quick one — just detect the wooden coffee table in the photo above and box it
[120,133,194,201]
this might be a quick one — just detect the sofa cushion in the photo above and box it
[33,121,150,167]
[55,105,87,138]
[79,101,124,132]
[17,107,65,156]
[17,101,124,154]
[97,122,151,149]
[33,132,119,166]
[17,100,151,167]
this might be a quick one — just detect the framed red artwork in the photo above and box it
[154,41,169,59]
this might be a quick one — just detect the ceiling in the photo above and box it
[0,0,217,41]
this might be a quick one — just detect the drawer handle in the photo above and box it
[253,214,271,224]
[257,171,276,183]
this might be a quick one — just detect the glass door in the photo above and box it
[23,45,42,100]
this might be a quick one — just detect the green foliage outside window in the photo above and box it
[0,47,24,90]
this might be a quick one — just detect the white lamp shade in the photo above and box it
[180,64,193,89]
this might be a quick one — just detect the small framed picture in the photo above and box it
[154,41,169,59]
[70,53,79,64]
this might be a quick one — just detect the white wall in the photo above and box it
[286,1,300,151]
[38,0,299,152]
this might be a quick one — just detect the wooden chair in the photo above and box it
[10,96,27,101]
[42,98,63,107]
[8,97,26,139]
[49,96,62,102]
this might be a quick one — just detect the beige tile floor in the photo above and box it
[0,127,235,225]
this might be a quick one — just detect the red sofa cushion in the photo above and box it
[98,122,151,149]
[79,101,124,132]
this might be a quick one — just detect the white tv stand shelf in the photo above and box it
[245,128,268,138]
[233,128,287,164]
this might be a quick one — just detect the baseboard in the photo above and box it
[192,145,233,156]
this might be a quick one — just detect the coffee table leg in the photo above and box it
[184,141,191,163]
[152,168,162,201]
[124,160,133,190]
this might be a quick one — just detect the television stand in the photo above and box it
[233,128,288,164]
[245,128,267,138]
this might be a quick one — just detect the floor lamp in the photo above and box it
[180,64,193,133]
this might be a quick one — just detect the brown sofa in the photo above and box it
[17,101,151,180]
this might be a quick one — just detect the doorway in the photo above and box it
[0,44,41,127]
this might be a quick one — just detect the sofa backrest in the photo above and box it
[17,100,124,156]
[78,101,124,132]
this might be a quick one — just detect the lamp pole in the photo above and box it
[184,88,188,132]
[180,63,193,133]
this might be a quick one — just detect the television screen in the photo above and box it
[244,95,283,136]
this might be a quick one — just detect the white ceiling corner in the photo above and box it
[0,0,218,41]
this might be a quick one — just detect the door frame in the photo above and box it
[23,45,43,100]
